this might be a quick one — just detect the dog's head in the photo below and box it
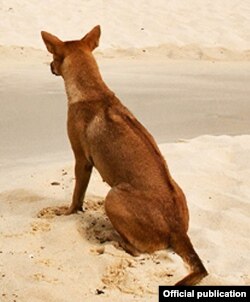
[41,25,101,76]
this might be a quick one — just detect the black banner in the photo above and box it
[159,286,249,302]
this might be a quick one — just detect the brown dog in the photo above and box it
[41,25,208,285]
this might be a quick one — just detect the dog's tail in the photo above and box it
[170,232,208,286]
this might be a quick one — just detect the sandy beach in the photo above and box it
[1,1,250,301]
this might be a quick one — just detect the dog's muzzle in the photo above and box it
[50,62,59,76]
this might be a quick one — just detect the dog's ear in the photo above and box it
[41,31,64,55]
[81,25,101,51]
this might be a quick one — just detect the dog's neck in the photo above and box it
[62,53,113,106]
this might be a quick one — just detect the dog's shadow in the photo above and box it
[37,196,122,248]
[78,197,121,247]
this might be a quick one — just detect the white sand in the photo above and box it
[1,0,250,61]
[1,1,250,301]
[1,136,250,301]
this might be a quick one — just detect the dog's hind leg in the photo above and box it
[170,232,208,285]
[104,183,169,255]
[105,183,207,285]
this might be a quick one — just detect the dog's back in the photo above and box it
[70,96,173,188]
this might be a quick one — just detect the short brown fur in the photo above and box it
[41,25,208,285]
